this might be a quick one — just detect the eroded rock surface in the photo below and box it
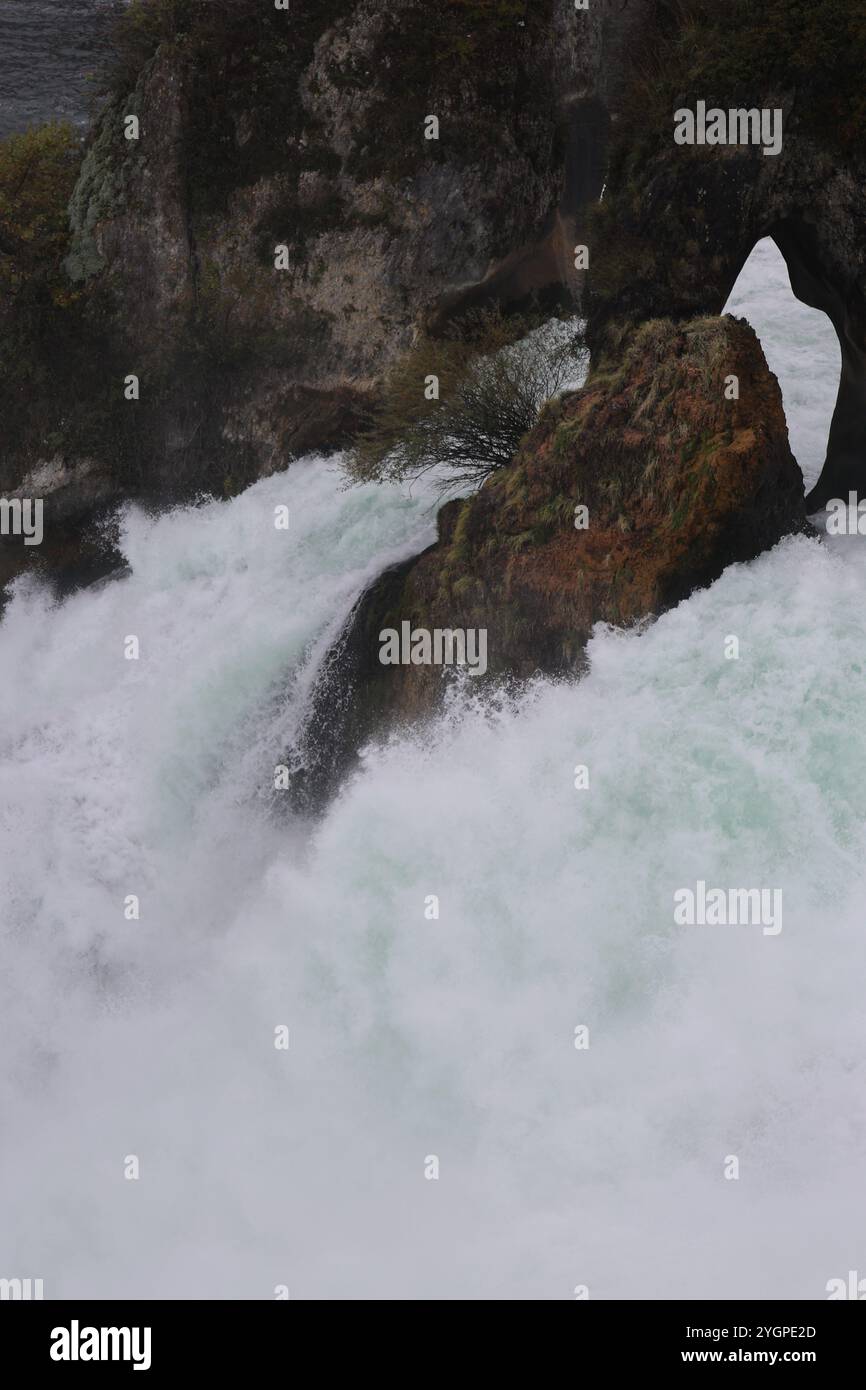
[291,314,807,802]
[2,2,645,507]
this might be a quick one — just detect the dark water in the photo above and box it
[0,0,123,139]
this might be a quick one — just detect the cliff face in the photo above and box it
[588,0,866,508]
[1,0,654,598]
[2,1,862,715]
[286,0,866,790]
[1,2,642,493]
[291,314,806,803]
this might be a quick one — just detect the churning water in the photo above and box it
[1,239,862,1299]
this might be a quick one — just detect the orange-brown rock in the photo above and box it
[293,314,807,802]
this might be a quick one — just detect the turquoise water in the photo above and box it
[0,241,860,1300]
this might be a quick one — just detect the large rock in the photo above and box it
[1,1,646,512]
[0,0,652,600]
[3,0,861,648]
[290,313,807,802]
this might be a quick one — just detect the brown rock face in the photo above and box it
[1,0,650,603]
[2,1,647,510]
[55,0,582,497]
[291,314,806,802]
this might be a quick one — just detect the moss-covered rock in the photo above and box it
[290,314,808,801]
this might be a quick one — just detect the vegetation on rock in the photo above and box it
[0,123,81,320]
[292,314,809,802]
[0,122,122,486]
[346,312,585,491]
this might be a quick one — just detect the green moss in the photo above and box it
[446,499,475,565]
[536,496,575,526]
[668,500,688,530]
[551,409,587,458]
[0,122,82,299]
[452,575,477,600]
[66,98,131,282]
[0,124,116,468]
[679,436,700,468]
[504,530,535,553]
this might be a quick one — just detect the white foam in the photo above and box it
[0,243,858,1300]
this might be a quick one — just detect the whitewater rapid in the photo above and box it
[1,240,864,1300]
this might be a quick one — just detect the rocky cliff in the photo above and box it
[2,0,863,731]
[587,0,866,509]
[291,313,806,803]
[0,0,646,590]
[289,0,866,789]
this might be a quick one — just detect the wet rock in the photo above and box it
[290,313,807,802]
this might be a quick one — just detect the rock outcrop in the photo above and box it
[1,1,644,504]
[1,0,651,596]
[0,0,655,598]
[586,0,866,508]
[2,0,864,740]
[288,0,866,792]
[291,314,806,803]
